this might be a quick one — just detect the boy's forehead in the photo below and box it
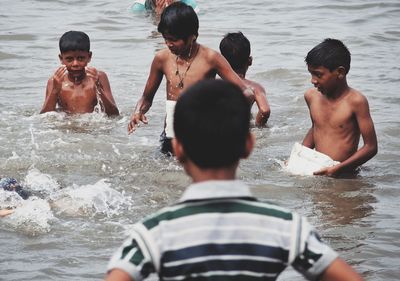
[60,50,91,56]
[163,33,184,41]
[308,65,330,73]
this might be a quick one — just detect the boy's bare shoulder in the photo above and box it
[304,87,319,101]
[348,88,369,107]
[200,45,220,61]
[98,70,108,78]
[153,48,171,62]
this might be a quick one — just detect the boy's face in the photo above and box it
[59,50,92,78]
[307,65,339,96]
[163,34,192,56]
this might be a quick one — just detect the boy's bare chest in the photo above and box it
[164,56,216,93]
[59,80,97,105]
[311,98,355,129]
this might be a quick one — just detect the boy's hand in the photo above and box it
[52,66,67,92]
[313,165,339,177]
[128,113,148,134]
[86,67,99,82]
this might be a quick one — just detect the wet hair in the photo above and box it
[59,31,90,53]
[0,177,30,200]
[305,38,351,73]
[219,32,250,72]
[157,2,199,40]
[174,79,251,169]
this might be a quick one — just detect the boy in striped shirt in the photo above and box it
[106,80,363,281]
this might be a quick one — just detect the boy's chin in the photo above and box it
[68,70,85,77]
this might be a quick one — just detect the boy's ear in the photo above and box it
[88,51,92,62]
[58,54,64,64]
[248,56,253,67]
[242,132,255,159]
[172,138,186,163]
[336,66,346,79]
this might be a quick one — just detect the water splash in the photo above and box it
[0,195,54,235]
[49,179,128,218]
[93,83,105,114]
[23,168,60,195]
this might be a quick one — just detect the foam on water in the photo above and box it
[49,179,129,218]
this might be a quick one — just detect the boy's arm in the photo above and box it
[302,90,315,148]
[0,209,14,217]
[315,95,377,176]
[105,269,133,281]
[320,257,364,281]
[253,84,270,127]
[128,54,164,134]
[302,127,315,148]
[40,66,66,114]
[89,69,119,116]
[212,52,254,102]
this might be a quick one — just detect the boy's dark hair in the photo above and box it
[219,32,250,72]
[174,79,251,169]
[157,2,199,40]
[59,31,90,53]
[305,38,351,74]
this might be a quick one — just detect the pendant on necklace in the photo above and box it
[178,81,184,88]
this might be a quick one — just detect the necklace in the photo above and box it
[175,43,198,89]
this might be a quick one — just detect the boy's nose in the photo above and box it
[311,77,317,85]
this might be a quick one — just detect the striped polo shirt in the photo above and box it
[107,180,338,281]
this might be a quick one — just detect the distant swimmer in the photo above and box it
[131,0,198,15]
[0,177,30,217]
[40,31,119,117]
[295,38,377,177]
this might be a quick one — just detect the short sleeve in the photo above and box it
[291,217,339,280]
[107,227,156,281]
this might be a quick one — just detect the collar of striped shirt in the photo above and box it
[178,180,253,203]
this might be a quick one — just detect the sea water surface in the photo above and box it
[0,0,399,280]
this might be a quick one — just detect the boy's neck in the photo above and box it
[179,41,199,61]
[234,66,248,79]
[68,72,86,85]
[327,79,349,99]
[185,161,238,183]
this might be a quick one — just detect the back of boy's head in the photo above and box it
[157,2,199,40]
[59,31,90,53]
[219,32,251,71]
[174,79,251,169]
[305,38,351,73]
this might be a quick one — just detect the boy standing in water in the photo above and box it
[303,38,377,176]
[127,2,255,154]
[220,31,271,126]
[40,31,119,116]
[106,79,364,281]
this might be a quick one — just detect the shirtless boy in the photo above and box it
[303,38,377,176]
[127,2,254,154]
[220,31,271,126]
[40,31,119,116]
